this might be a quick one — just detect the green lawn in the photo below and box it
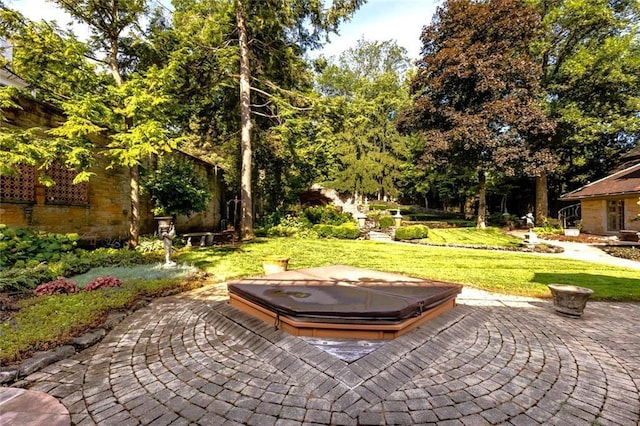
[426,227,522,246]
[178,238,640,301]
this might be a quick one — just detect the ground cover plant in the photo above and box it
[0,276,203,365]
[0,247,162,294]
[178,238,640,301]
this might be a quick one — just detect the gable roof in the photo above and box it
[561,163,640,200]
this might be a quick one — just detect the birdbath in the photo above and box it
[548,284,594,317]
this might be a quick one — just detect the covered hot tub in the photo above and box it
[227,265,463,339]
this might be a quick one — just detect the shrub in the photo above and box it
[378,216,394,229]
[302,206,353,226]
[266,215,318,238]
[313,223,360,239]
[395,225,429,241]
[85,276,123,292]
[0,225,78,270]
[141,156,212,217]
[34,277,80,296]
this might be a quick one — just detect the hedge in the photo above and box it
[394,225,429,241]
[313,223,360,239]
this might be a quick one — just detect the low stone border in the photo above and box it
[0,299,150,386]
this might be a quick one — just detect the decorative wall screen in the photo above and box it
[45,163,89,205]
[0,164,36,202]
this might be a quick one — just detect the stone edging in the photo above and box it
[0,299,150,386]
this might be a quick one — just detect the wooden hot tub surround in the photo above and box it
[227,265,463,340]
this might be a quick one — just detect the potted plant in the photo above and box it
[262,255,290,274]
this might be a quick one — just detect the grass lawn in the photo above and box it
[426,227,522,246]
[178,238,640,301]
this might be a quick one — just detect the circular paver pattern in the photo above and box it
[18,285,640,425]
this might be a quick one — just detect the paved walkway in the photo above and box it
[8,280,640,425]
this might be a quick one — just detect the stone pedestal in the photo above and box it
[548,284,593,317]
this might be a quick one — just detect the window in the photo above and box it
[607,200,624,231]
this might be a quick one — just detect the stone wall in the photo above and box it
[580,197,640,234]
[1,97,225,241]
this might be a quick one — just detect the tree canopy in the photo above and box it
[315,39,412,200]
[399,0,555,227]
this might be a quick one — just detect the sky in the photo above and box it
[8,0,439,60]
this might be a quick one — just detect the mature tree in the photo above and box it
[236,0,367,238]
[399,0,555,228]
[530,0,640,222]
[167,0,365,239]
[0,2,179,247]
[316,39,412,200]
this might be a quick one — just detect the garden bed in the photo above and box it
[403,240,564,254]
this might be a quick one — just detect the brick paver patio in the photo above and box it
[14,283,640,425]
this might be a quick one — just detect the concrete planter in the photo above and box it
[564,228,580,237]
[263,257,290,275]
[548,284,593,317]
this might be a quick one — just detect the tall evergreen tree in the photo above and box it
[316,39,412,200]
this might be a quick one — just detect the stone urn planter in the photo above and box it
[548,284,594,317]
[262,256,290,275]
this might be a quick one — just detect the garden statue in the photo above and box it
[162,222,177,268]
[522,212,534,229]
[521,212,537,245]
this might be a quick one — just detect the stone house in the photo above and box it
[560,147,640,236]
[0,96,226,243]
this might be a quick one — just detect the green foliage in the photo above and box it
[302,205,353,226]
[313,223,360,239]
[0,248,158,294]
[531,0,640,190]
[533,218,564,236]
[316,39,412,199]
[0,225,78,269]
[141,156,212,217]
[378,216,394,229]
[265,215,317,239]
[394,225,429,241]
[0,277,201,365]
[67,264,199,288]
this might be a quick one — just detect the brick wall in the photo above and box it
[1,97,225,240]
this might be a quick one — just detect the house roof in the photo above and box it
[561,162,640,200]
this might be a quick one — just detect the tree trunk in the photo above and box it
[237,1,254,240]
[477,170,486,229]
[128,164,140,249]
[109,34,139,248]
[535,173,548,226]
